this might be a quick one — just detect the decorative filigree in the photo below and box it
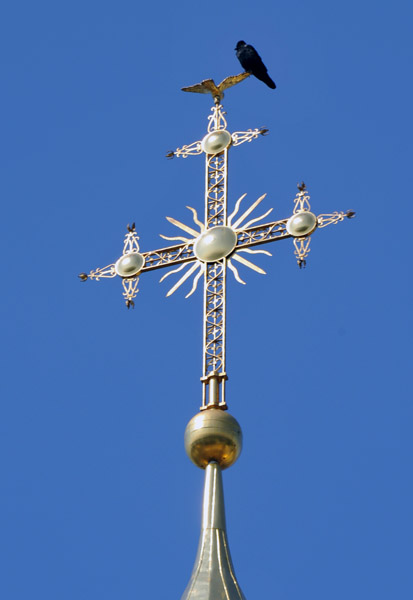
[81,225,143,308]
[236,219,289,248]
[231,128,267,146]
[206,153,227,227]
[87,263,116,280]
[174,140,203,158]
[202,148,227,384]
[141,242,194,271]
[170,103,265,160]
[293,189,312,213]
[317,211,348,228]
[123,228,141,254]
[204,260,226,376]
[208,104,228,132]
[293,237,312,268]
[122,277,139,308]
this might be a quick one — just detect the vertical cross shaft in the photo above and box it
[202,108,229,410]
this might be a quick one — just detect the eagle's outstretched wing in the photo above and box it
[217,72,250,92]
[181,79,219,95]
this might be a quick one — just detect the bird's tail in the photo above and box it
[264,74,276,89]
[255,71,276,89]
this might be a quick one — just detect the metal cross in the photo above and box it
[80,100,354,411]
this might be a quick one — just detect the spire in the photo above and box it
[181,462,246,600]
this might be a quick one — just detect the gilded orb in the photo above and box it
[184,407,242,470]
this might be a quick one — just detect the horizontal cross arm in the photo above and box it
[141,241,195,272]
[87,263,116,280]
[235,210,351,251]
[317,211,353,228]
[231,127,269,147]
[173,140,203,159]
[235,218,290,249]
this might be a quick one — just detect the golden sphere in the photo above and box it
[184,407,242,470]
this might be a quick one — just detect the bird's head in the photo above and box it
[235,41,246,51]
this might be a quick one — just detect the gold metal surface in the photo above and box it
[200,372,228,410]
[170,104,266,159]
[84,225,142,308]
[155,106,277,406]
[181,462,246,600]
[184,407,242,470]
[317,211,351,227]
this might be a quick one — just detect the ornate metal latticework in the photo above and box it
[206,152,227,227]
[203,260,227,404]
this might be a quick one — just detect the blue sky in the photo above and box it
[1,1,412,598]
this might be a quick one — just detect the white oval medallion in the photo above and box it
[201,130,232,155]
[115,252,145,277]
[194,226,237,262]
[286,211,317,237]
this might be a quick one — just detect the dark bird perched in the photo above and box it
[235,41,276,89]
[182,72,250,104]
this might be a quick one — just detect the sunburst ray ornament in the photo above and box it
[159,195,272,296]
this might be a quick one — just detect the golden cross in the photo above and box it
[80,101,354,410]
